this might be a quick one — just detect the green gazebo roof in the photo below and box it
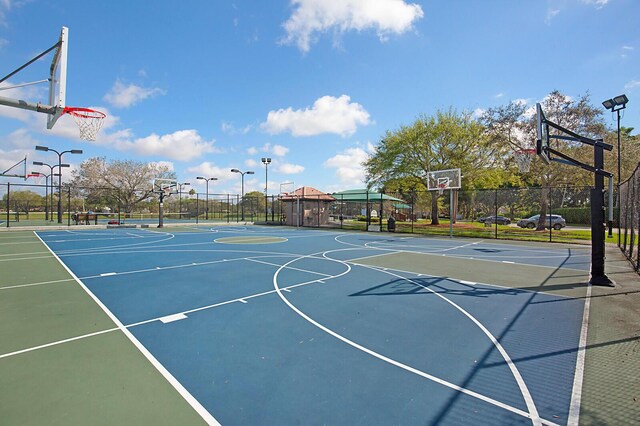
[331,189,404,203]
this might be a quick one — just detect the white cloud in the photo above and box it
[245,158,258,167]
[581,0,609,8]
[281,0,424,52]
[262,95,371,137]
[272,144,289,156]
[186,162,236,183]
[494,93,504,99]
[625,80,640,91]
[222,121,253,135]
[323,143,373,184]
[0,38,7,50]
[277,163,305,174]
[471,108,485,120]
[249,143,290,156]
[113,130,218,161]
[103,80,166,108]
[545,8,560,25]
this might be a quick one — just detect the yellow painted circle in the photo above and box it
[214,236,288,244]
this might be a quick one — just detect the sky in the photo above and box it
[1,0,639,196]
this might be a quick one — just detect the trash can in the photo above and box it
[387,216,396,232]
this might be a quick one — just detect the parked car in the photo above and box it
[477,215,511,225]
[517,214,566,230]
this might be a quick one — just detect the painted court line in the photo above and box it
[0,277,76,291]
[567,282,593,425]
[273,250,550,426]
[33,232,220,426]
[0,327,119,360]
[159,313,188,324]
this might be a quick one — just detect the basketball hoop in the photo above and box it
[63,107,106,141]
[437,183,446,196]
[514,149,536,173]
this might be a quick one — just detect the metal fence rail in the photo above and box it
[0,182,611,245]
[619,162,640,271]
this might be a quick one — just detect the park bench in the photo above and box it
[72,213,98,225]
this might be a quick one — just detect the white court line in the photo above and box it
[0,278,75,291]
[567,283,593,425]
[159,313,188,324]
[273,250,548,425]
[0,327,119,360]
[33,231,220,425]
[0,254,55,262]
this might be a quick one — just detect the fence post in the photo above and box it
[67,186,71,226]
[6,182,9,228]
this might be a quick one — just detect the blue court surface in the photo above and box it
[36,226,592,425]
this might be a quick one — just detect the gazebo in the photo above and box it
[280,186,336,227]
[331,189,406,229]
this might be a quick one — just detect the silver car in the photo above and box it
[517,214,566,230]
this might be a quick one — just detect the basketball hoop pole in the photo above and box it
[537,107,615,286]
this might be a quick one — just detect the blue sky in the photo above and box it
[1,0,639,195]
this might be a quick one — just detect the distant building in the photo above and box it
[280,186,335,227]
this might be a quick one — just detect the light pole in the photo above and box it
[231,169,254,221]
[602,94,628,244]
[35,146,83,223]
[196,177,217,220]
[30,171,54,221]
[261,157,271,222]
[178,182,190,220]
[33,160,68,222]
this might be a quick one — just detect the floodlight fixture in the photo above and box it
[602,99,615,110]
[613,94,629,106]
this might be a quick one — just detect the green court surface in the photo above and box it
[0,231,205,425]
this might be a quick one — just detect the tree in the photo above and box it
[71,158,175,213]
[364,109,492,225]
[483,91,606,230]
[2,190,43,212]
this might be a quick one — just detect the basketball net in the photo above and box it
[437,183,446,196]
[514,149,536,173]
[63,107,106,141]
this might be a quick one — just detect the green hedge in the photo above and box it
[550,207,590,224]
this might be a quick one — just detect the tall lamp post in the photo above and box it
[178,182,190,219]
[30,171,53,221]
[35,146,83,223]
[33,160,68,222]
[196,177,217,220]
[231,169,254,221]
[261,157,271,222]
[602,94,629,244]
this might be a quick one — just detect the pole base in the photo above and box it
[589,274,615,287]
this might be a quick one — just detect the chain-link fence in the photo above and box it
[0,183,288,227]
[619,162,640,271]
[282,186,595,243]
[1,182,603,244]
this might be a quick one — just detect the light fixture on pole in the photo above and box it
[602,94,628,244]
[30,171,51,221]
[33,160,69,222]
[178,182,190,220]
[261,157,271,222]
[231,169,254,221]
[35,145,83,223]
[196,177,216,220]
